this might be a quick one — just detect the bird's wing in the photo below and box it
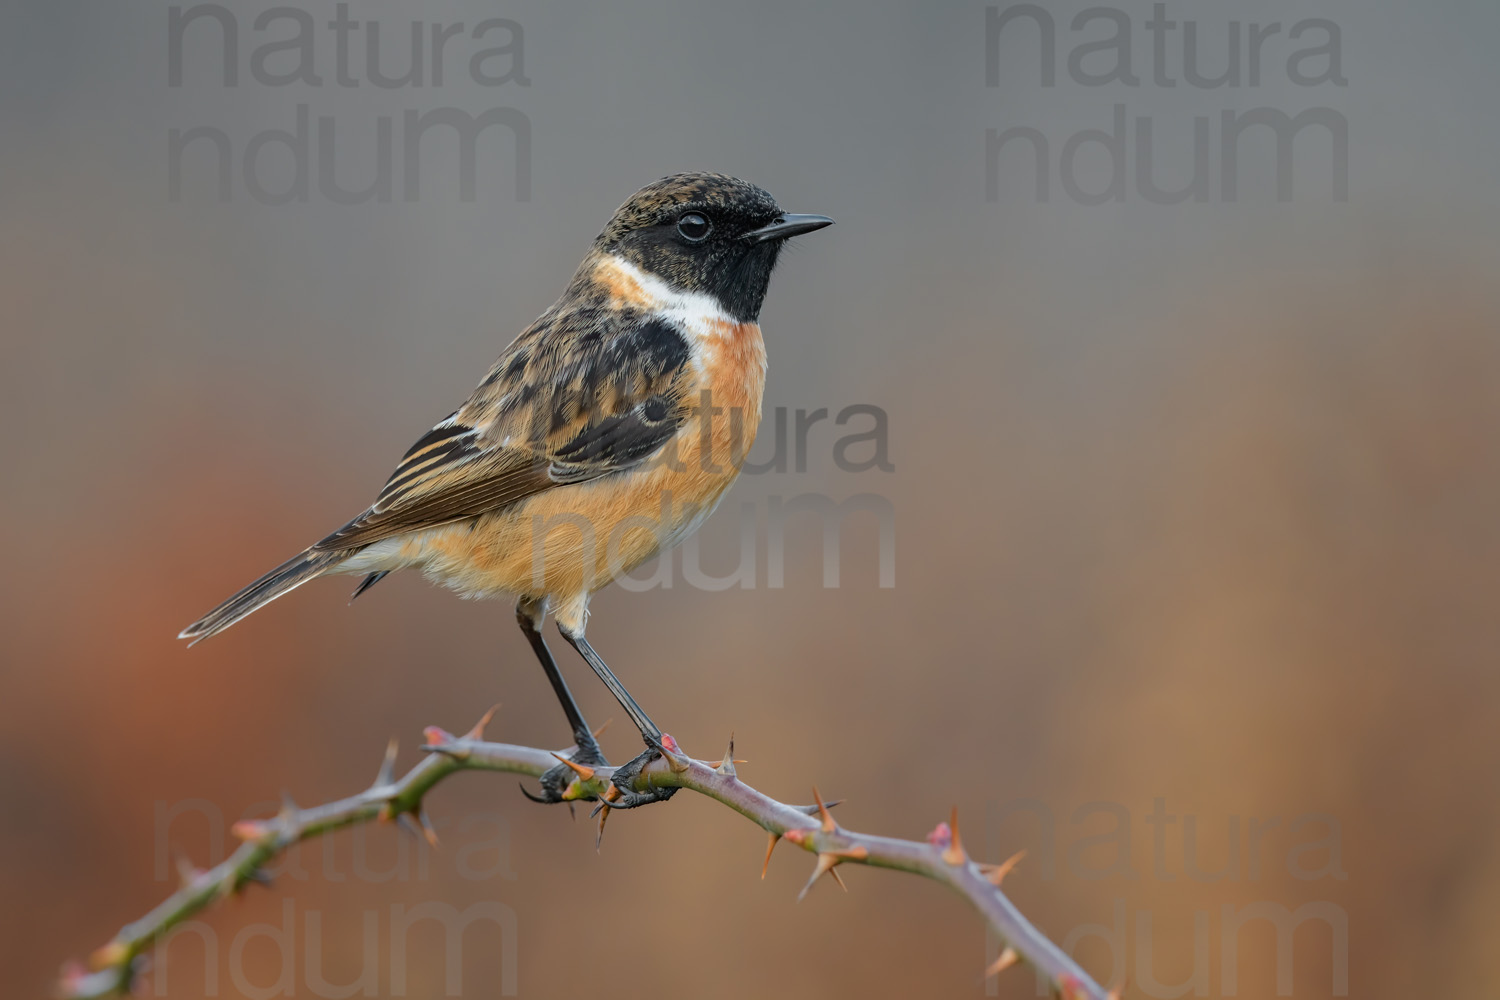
[312,313,695,552]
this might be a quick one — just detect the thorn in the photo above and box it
[812,786,837,833]
[174,852,202,891]
[941,806,967,866]
[215,874,240,901]
[658,732,690,773]
[418,808,440,849]
[551,752,596,782]
[795,799,842,816]
[591,718,612,739]
[59,958,90,994]
[762,831,780,879]
[278,792,300,828]
[981,849,1026,888]
[594,785,623,851]
[205,867,234,900]
[89,941,130,971]
[374,738,399,787]
[231,820,268,842]
[984,947,1019,978]
[716,734,738,777]
[464,704,501,741]
[797,852,842,902]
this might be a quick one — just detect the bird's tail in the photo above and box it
[179,548,348,644]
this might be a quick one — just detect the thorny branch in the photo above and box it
[57,708,1118,1000]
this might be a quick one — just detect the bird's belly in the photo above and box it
[396,437,737,605]
[356,320,766,627]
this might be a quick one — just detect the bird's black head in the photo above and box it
[592,173,833,323]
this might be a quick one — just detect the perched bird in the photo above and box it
[180,173,833,806]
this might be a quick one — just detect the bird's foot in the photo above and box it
[522,730,611,805]
[598,733,683,810]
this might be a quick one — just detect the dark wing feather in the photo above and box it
[349,570,389,601]
[549,393,682,482]
[311,311,693,553]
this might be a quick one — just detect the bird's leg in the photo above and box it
[516,601,609,804]
[559,626,678,808]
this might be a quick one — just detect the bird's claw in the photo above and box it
[600,742,679,809]
[522,731,610,804]
[520,729,678,810]
[599,784,679,809]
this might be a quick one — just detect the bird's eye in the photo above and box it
[676,212,711,242]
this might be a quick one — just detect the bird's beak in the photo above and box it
[743,213,835,243]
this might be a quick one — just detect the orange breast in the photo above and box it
[407,321,767,630]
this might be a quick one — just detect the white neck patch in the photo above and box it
[601,254,742,341]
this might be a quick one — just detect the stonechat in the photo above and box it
[180,173,833,805]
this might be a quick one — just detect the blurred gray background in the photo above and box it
[4,0,1499,997]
